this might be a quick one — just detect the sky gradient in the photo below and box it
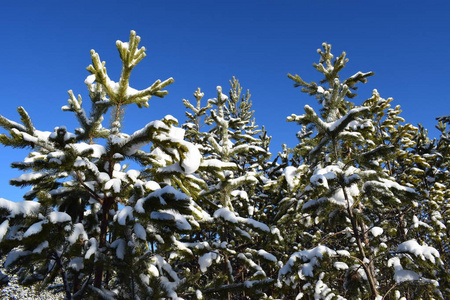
[1,0,449,201]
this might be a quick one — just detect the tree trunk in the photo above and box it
[342,184,379,298]
[93,197,113,289]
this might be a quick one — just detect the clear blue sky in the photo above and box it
[1,0,449,201]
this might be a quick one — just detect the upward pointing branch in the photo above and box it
[86,30,174,114]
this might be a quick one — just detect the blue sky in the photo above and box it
[1,0,449,201]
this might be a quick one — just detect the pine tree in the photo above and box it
[181,79,279,299]
[0,32,448,300]
[276,43,447,299]
[0,31,207,300]
[403,121,450,296]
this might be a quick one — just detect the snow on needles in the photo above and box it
[135,185,190,213]
[279,245,348,283]
[18,222,45,241]
[69,143,106,158]
[283,166,299,190]
[397,239,440,264]
[214,207,270,232]
[48,211,71,224]
[0,198,41,217]
[0,220,9,242]
[388,256,438,285]
[115,206,134,225]
[199,252,220,272]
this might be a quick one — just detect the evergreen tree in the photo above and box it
[0,31,207,300]
[0,32,448,300]
[181,79,279,299]
[276,43,447,299]
[404,121,450,295]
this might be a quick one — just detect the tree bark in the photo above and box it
[342,184,379,298]
[93,197,113,289]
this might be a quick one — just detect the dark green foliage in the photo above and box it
[0,35,448,300]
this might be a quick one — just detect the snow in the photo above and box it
[48,211,71,224]
[135,185,189,213]
[149,210,192,231]
[0,220,9,242]
[48,151,65,164]
[431,211,446,230]
[303,185,352,210]
[150,211,174,221]
[33,241,49,254]
[49,126,76,142]
[11,129,37,144]
[394,269,420,283]
[333,262,348,270]
[167,210,192,231]
[157,137,202,175]
[214,207,238,223]
[134,223,147,240]
[248,205,255,216]
[283,166,299,189]
[85,237,98,259]
[213,206,269,232]
[23,220,47,238]
[336,249,350,257]
[69,143,106,158]
[116,120,168,154]
[148,263,159,277]
[201,159,236,169]
[111,239,126,260]
[68,223,88,244]
[179,141,201,174]
[0,256,64,299]
[168,126,185,140]
[68,257,84,271]
[279,245,338,281]
[126,169,140,182]
[97,172,110,183]
[317,106,369,132]
[139,273,150,286]
[4,249,31,268]
[239,217,270,232]
[257,249,277,262]
[312,164,340,180]
[397,239,440,263]
[89,286,117,300]
[104,178,121,193]
[74,156,88,168]
[13,171,48,184]
[388,256,421,284]
[379,178,416,194]
[145,181,160,191]
[370,226,383,237]
[313,272,345,300]
[115,206,134,225]
[198,252,219,272]
[85,74,96,85]
[412,215,432,229]
[152,255,183,299]
[231,190,248,200]
[29,129,52,144]
[310,174,329,188]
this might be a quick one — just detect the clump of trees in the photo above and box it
[0,31,448,299]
